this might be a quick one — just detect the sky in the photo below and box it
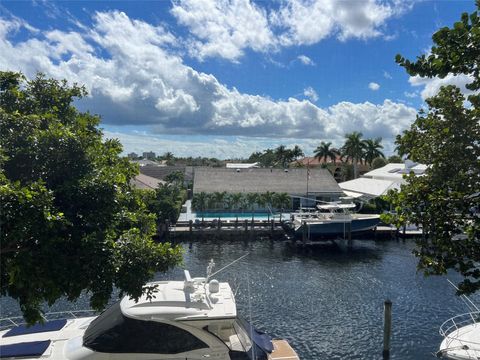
[0,0,476,159]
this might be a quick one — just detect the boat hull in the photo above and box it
[295,216,380,238]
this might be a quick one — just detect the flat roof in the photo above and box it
[193,167,342,195]
[339,178,399,198]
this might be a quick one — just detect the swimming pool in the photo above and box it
[194,212,278,220]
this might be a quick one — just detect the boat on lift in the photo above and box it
[287,198,380,238]
[0,261,299,360]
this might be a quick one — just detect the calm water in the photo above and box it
[1,238,476,359]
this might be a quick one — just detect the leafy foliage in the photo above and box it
[191,192,291,212]
[0,72,182,323]
[314,141,339,164]
[248,145,304,168]
[386,3,480,294]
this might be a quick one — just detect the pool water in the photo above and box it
[194,212,280,220]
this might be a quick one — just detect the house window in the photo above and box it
[83,302,208,354]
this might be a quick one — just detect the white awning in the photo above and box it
[341,190,364,198]
[339,178,399,199]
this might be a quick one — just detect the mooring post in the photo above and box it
[271,219,274,233]
[302,221,307,244]
[189,220,193,233]
[244,219,248,232]
[383,299,392,359]
[347,221,352,248]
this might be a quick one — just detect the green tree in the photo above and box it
[291,145,304,161]
[164,170,184,186]
[192,192,208,222]
[314,141,338,164]
[273,192,291,221]
[0,72,182,323]
[387,155,402,163]
[341,132,365,179]
[386,2,480,294]
[245,193,259,221]
[362,138,385,166]
[371,157,387,169]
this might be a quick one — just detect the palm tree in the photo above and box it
[245,192,259,221]
[363,138,385,166]
[291,145,304,160]
[273,192,291,222]
[229,192,244,222]
[192,192,208,222]
[258,191,274,221]
[275,145,288,168]
[341,132,365,179]
[314,141,338,164]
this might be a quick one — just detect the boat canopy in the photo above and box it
[83,302,208,354]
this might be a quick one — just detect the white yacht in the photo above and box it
[288,200,380,238]
[437,311,480,359]
[0,264,299,360]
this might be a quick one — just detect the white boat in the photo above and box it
[437,311,480,359]
[0,263,299,360]
[288,199,380,238]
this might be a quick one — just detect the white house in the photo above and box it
[339,160,427,200]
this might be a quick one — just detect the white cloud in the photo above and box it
[297,54,315,66]
[303,87,318,102]
[0,12,416,152]
[409,73,476,100]
[369,82,380,91]
[383,70,392,79]
[170,0,275,62]
[404,91,417,98]
[171,0,417,61]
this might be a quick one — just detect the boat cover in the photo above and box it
[3,319,67,337]
[0,340,51,358]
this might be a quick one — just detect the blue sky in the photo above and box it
[0,0,476,158]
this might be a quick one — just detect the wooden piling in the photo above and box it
[189,220,193,233]
[302,221,307,244]
[383,299,392,359]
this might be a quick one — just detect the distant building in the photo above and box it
[225,162,259,169]
[130,173,165,190]
[142,151,156,160]
[139,165,193,183]
[193,167,343,209]
[294,156,370,182]
[132,159,162,167]
[127,152,139,159]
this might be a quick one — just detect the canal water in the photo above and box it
[1,238,476,359]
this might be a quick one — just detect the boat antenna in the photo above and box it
[447,279,480,312]
[206,259,215,281]
[247,261,255,360]
[207,253,249,281]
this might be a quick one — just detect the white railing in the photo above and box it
[440,311,480,339]
[0,310,97,331]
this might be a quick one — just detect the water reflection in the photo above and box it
[0,238,473,360]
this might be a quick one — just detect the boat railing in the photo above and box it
[439,311,480,339]
[0,310,97,331]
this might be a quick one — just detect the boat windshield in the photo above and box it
[83,301,208,354]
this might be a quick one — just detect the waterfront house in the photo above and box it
[193,167,343,210]
[130,173,165,190]
[339,160,427,200]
